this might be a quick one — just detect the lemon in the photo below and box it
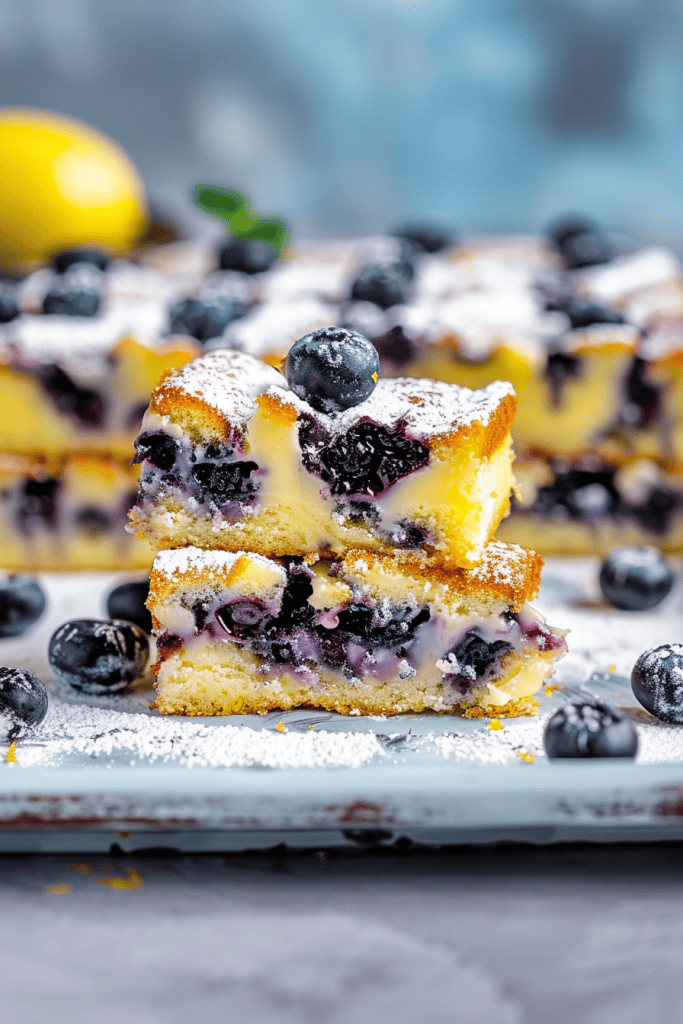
[0,109,149,268]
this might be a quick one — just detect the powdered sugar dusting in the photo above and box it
[151,349,284,427]
[15,698,386,769]
[153,546,282,581]
[154,347,514,441]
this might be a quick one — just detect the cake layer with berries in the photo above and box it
[497,454,683,555]
[148,542,567,717]
[128,341,517,568]
[0,245,270,457]
[0,452,152,570]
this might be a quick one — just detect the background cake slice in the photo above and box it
[148,542,567,717]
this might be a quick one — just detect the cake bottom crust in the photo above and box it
[153,641,560,718]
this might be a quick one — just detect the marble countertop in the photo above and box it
[3,841,682,1024]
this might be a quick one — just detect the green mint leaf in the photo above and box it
[192,184,246,224]
[244,218,290,257]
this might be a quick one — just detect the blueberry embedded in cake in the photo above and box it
[128,338,518,567]
[0,453,153,570]
[147,541,567,716]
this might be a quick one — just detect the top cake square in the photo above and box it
[129,346,517,567]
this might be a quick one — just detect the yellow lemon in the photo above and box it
[0,109,149,268]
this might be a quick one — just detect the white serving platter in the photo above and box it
[1,558,682,852]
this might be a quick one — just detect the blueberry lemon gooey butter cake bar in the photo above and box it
[131,327,567,716]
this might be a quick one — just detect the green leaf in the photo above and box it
[192,184,246,224]
[244,218,291,257]
[192,184,291,256]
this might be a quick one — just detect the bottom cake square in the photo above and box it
[147,542,568,717]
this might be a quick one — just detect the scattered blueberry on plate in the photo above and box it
[544,700,638,759]
[106,580,152,634]
[285,326,380,414]
[631,644,683,723]
[0,574,46,637]
[599,546,675,611]
[48,619,149,695]
[0,666,48,738]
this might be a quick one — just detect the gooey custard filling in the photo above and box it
[153,556,566,704]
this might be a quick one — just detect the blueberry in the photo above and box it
[216,598,272,639]
[632,645,683,723]
[440,631,514,694]
[168,297,244,344]
[39,365,105,428]
[370,326,416,370]
[48,619,149,694]
[350,264,407,310]
[285,327,380,414]
[562,299,626,330]
[390,215,456,253]
[106,581,152,633]
[43,287,100,317]
[299,417,429,495]
[0,667,48,738]
[218,236,277,275]
[547,215,597,250]
[0,575,46,637]
[53,248,110,274]
[544,700,638,758]
[0,282,19,323]
[132,432,178,471]
[546,216,613,270]
[599,547,675,611]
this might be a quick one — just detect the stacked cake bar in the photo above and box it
[132,333,567,716]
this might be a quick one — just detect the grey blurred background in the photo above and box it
[1,0,683,243]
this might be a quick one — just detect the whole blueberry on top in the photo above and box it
[285,327,380,414]
[218,236,277,275]
[0,575,46,637]
[632,644,683,723]
[390,215,456,254]
[53,248,110,274]
[350,263,407,310]
[599,547,675,611]
[169,297,244,344]
[106,580,152,633]
[49,619,149,694]
[0,667,48,738]
[562,299,626,330]
[544,700,638,759]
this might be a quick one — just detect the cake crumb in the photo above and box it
[275,720,285,733]
[6,742,16,763]
[608,665,617,673]
[489,719,503,731]
[45,884,71,895]
[516,749,535,764]
[69,864,92,874]
[94,869,144,890]
[544,684,563,697]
